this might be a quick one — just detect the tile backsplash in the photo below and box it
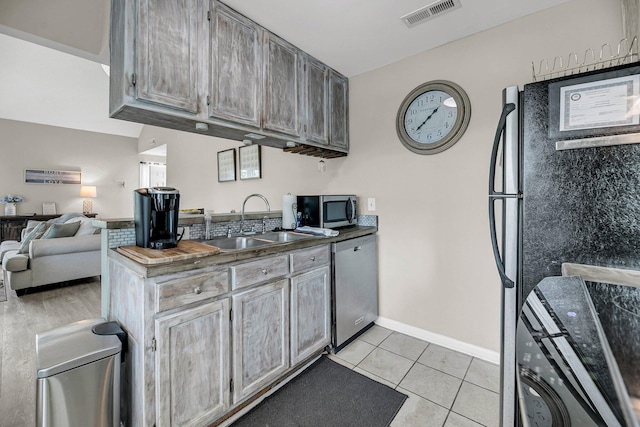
[107,215,377,247]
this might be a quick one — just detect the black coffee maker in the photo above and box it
[134,187,180,249]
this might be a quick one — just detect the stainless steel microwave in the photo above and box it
[296,195,357,229]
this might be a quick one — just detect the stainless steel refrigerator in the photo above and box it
[490,62,640,426]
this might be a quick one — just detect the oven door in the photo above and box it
[516,276,638,427]
[321,196,356,228]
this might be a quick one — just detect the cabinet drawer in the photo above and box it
[232,254,289,289]
[290,245,329,273]
[156,269,230,312]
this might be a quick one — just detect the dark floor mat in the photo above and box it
[232,356,407,427]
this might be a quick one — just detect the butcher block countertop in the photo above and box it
[116,240,221,265]
[109,225,377,278]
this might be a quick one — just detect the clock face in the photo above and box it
[396,80,471,155]
[403,90,458,144]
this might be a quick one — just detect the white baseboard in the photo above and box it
[375,316,500,365]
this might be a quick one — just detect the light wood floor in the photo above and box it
[0,279,101,426]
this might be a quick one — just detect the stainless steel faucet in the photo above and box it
[241,194,270,234]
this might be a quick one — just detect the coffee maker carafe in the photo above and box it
[134,187,180,249]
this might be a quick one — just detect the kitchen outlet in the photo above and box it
[367,198,376,211]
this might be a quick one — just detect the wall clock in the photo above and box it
[396,80,471,154]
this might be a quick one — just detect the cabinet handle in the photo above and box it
[310,256,316,261]
[262,268,269,275]
[194,287,202,295]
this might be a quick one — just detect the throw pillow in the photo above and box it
[18,222,51,254]
[42,222,81,239]
[24,220,43,235]
[49,213,85,224]
[65,216,97,236]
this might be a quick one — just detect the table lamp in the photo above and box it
[79,185,97,214]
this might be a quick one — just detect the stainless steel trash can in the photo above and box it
[36,318,123,427]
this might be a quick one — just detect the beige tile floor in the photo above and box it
[328,325,500,427]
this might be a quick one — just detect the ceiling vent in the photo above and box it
[401,0,461,28]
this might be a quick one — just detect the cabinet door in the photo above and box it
[263,32,302,136]
[137,0,201,113]
[232,279,289,403]
[304,56,329,145]
[290,266,331,365]
[329,70,349,149]
[209,1,261,127]
[155,299,230,427]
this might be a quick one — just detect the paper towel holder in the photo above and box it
[282,193,298,231]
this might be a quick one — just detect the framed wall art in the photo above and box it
[217,149,236,182]
[239,144,262,180]
[25,169,81,184]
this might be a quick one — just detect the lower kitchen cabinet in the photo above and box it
[232,279,290,403]
[155,298,231,427]
[290,266,331,365]
[109,241,346,426]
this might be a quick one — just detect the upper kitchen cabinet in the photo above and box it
[110,0,207,122]
[303,55,329,145]
[263,32,302,137]
[329,70,349,150]
[209,2,262,127]
[135,0,202,113]
[110,0,349,155]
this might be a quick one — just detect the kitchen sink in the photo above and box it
[199,231,317,251]
[255,231,312,243]
[202,237,273,251]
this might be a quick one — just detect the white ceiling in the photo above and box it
[0,0,571,139]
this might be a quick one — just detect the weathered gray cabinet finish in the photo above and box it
[111,0,348,154]
[209,2,262,127]
[108,242,334,426]
[136,0,202,113]
[155,298,230,427]
[290,266,331,365]
[232,254,289,290]
[303,55,329,145]
[232,279,290,403]
[329,70,349,149]
[263,32,302,137]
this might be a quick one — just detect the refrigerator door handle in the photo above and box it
[489,199,514,289]
[489,102,517,289]
[489,103,516,197]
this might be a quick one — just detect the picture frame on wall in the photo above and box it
[25,169,81,184]
[42,202,57,215]
[217,149,236,182]
[239,144,262,180]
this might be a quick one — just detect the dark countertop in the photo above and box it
[108,225,377,278]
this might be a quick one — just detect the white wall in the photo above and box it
[137,126,336,213]
[0,118,139,218]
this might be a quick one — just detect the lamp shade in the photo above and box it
[79,185,97,198]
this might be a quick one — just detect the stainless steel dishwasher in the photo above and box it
[332,233,378,351]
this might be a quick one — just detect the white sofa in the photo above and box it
[1,215,101,296]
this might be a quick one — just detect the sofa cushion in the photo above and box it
[24,220,43,235]
[65,216,97,236]
[42,222,81,239]
[48,213,85,224]
[3,251,28,272]
[18,222,50,254]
